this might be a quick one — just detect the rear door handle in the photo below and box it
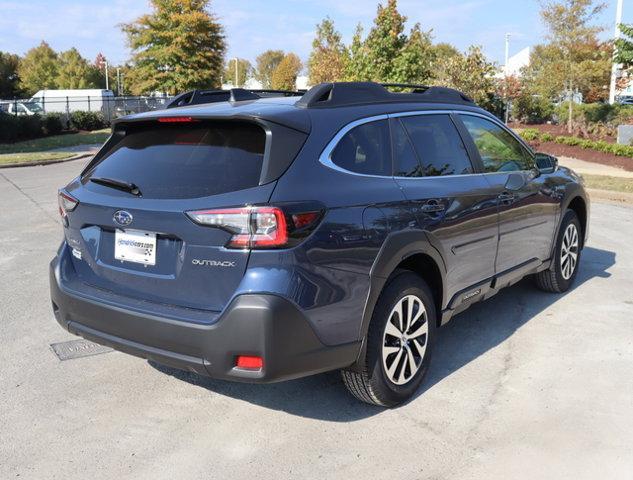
[498,191,515,205]
[421,200,446,213]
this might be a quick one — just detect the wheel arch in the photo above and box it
[566,195,587,248]
[348,231,446,372]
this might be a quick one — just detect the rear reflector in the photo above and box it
[157,116,197,123]
[236,355,263,370]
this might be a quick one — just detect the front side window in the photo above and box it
[400,114,473,176]
[330,119,391,176]
[460,115,535,173]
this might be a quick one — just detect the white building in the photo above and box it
[502,47,531,77]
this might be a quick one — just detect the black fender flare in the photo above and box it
[348,230,447,371]
[549,183,589,260]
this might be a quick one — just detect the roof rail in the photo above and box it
[296,82,475,109]
[166,88,303,109]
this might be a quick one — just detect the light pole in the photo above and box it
[105,60,109,91]
[504,33,511,124]
[234,58,239,87]
[609,0,624,104]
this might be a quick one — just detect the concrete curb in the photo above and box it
[588,188,633,205]
[0,152,93,169]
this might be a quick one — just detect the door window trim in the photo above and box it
[319,109,528,179]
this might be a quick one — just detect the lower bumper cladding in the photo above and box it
[50,253,359,383]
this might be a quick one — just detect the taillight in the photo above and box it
[186,205,323,249]
[58,190,78,226]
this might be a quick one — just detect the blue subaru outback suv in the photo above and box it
[50,82,588,406]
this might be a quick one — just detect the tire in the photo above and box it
[534,209,582,293]
[341,272,436,407]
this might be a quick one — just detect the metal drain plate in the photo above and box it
[50,339,112,361]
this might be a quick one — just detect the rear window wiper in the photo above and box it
[89,176,142,196]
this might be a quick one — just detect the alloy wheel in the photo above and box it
[560,223,579,280]
[381,295,428,385]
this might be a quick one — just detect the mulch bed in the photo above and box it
[528,140,633,172]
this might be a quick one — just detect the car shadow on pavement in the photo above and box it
[150,246,614,421]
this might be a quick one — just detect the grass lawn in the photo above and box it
[0,129,110,154]
[583,174,633,193]
[0,151,76,165]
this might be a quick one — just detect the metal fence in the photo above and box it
[0,95,174,123]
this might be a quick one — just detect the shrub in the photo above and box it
[0,114,20,143]
[16,115,44,140]
[42,113,64,136]
[519,128,540,141]
[70,111,106,131]
[540,132,554,142]
[550,134,633,157]
[513,92,554,124]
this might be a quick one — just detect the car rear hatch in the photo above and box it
[60,116,307,314]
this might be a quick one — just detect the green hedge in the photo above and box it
[518,129,633,158]
[0,113,70,143]
[555,102,633,125]
[70,111,106,131]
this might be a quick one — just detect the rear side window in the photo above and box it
[400,114,473,176]
[330,119,391,176]
[83,122,265,199]
[460,115,535,172]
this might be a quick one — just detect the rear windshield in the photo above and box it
[83,122,266,199]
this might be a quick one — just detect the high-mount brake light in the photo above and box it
[186,206,322,249]
[157,116,197,123]
[58,190,78,226]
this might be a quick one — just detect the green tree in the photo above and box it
[57,48,100,89]
[122,0,226,95]
[523,0,610,131]
[344,0,434,84]
[0,52,21,98]
[432,46,498,107]
[17,41,58,95]
[615,23,633,68]
[223,58,252,87]
[271,53,302,90]
[255,50,285,88]
[308,17,346,84]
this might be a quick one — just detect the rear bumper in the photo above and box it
[50,253,360,383]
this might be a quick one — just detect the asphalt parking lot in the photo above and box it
[1,159,632,480]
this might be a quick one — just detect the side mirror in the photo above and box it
[535,153,558,174]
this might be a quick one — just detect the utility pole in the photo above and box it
[609,0,624,104]
[116,68,121,95]
[105,60,109,91]
[504,33,511,124]
[234,58,239,87]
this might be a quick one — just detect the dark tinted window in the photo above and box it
[401,114,472,176]
[393,120,423,177]
[460,115,535,172]
[331,120,391,176]
[83,122,265,199]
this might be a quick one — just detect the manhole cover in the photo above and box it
[50,339,112,361]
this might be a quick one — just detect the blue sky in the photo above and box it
[0,0,630,68]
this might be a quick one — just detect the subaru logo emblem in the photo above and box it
[113,210,133,226]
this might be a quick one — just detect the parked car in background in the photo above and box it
[5,101,44,116]
[50,82,589,407]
